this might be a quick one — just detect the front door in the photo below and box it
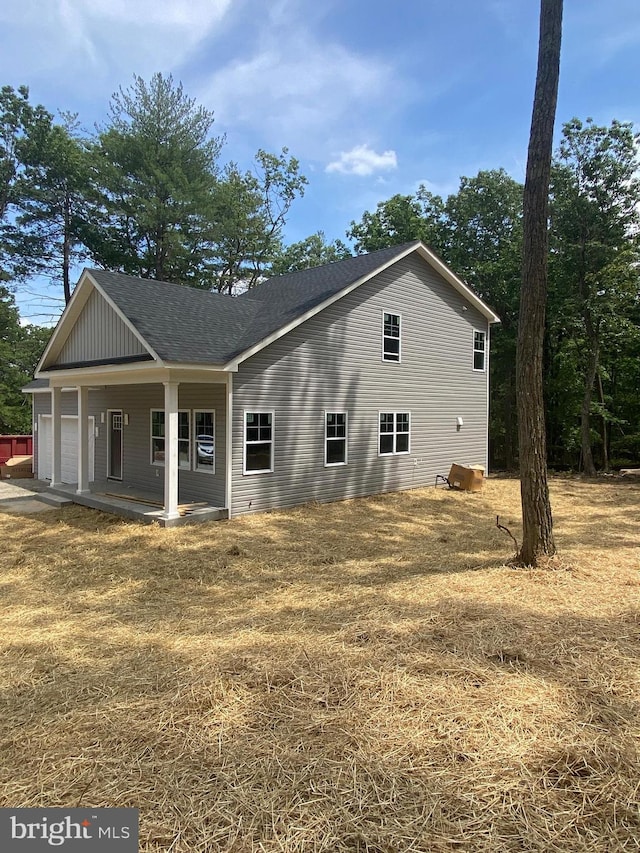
[108,410,123,480]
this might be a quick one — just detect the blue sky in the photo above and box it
[2,0,639,322]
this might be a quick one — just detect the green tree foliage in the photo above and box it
[90,73,224,284]
[348,170,524,469]
[270,231,351,276]
[0,286,51,432]
[207,149,308,293]
[348,189,446,255]
[443,170,524,469]
[0,85,53,282]
[14,114,94,304]
[549,118,640,474]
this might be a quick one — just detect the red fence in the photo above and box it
[0,435,33,465]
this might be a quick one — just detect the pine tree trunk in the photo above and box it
[515,0,563,565]
[580,335,599,476]
[63,189,72,305]
[597,373,609,472]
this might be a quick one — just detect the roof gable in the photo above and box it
[36,243,499,376]
[38,272,156,372]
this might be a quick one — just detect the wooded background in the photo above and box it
[2,75,638,471]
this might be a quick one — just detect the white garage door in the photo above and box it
[38,415,95,483]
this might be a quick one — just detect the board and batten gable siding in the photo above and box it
[33,384,226,506]
[231,253,489,516]
[55,289,148,365]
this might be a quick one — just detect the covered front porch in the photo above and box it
[48,480,226,527]
[43,366,234,526]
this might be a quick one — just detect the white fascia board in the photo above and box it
[223,241,500,370]
[161,361,234,373]
[36,269,162,373]
[21,386,79,393]
[38,363,231,387]
[413,244,501,325]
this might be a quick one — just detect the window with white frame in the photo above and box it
[150,409,191,469]
[244,411,273,474]
[325,412,347,466]
[383,312,401,361]
[379,412,410,455]
[473,330,486,371]
[194,410,215,472]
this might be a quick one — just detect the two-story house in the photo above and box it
[24,241,499,525]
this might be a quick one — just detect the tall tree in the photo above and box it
[0,85,52,283]
[91,73,223,284]
[15,114,94,304]
[515,0,563,565]
[550,118,640,475]
[207,149,308,293]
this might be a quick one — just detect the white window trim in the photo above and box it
[473,329,487,372]
[193,409,215,474]
[150,408,191,469]
[378,411,411,457]
[324,410,348,467]
[382,309,402,363]
[243,409,275,475]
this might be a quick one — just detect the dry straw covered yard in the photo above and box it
[0,477,639,852]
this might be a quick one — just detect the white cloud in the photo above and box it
[326,144,398,177]
[199,24,405,160]
[0,0,232,92]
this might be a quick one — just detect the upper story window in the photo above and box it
[473,330,486,371]
[244,411,274,474]
[379,412,410,455]
[383,312,401,362]
[325,412,347,466]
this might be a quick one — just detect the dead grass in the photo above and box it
[0,477,638,852]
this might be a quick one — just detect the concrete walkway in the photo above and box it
[0,478,63,515]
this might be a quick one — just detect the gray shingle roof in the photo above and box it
[22,378,50,391]
[88,242,418,365]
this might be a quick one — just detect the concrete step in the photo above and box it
[37,493,74,507]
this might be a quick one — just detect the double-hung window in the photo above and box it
[473,330,486,371]
[325,412,347,466]
[151,409,191,468]
[244,411,274,474]
[383,312,401,362]
[379,412,410,455]
[194,410,215,472]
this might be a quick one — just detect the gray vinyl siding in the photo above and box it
[33,384,226,507]
[56,289,148,365]
[231,254,489,516]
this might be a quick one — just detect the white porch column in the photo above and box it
[51,386,63,487]
[162,381,180,520]
[225,373,233,517]
[76,385,90,494]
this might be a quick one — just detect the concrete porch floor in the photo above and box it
[48,480,227,527]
